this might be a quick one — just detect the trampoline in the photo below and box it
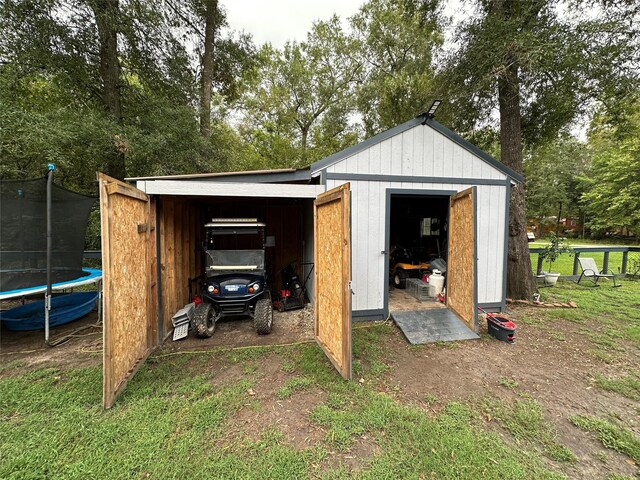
[0,166,100,342]
[0,268,102,301]
[1,291,100,331]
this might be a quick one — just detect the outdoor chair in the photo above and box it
[577,257,621,287]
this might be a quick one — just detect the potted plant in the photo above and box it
[539,232,573,286]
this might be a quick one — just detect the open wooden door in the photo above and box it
[447,187,478,332]
[98,173,156,408]
[314,183,351,380]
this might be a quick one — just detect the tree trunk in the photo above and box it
[300,126,309,164]
[498,55,537,300]
[199,0,217,138]
[90,0,126,180]
[556,202,562,233]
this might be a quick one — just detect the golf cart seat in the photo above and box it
[577,257,621,288]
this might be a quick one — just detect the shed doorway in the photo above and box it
[384,189,479,345]
[99,175,353,407]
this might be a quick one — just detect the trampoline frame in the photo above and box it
[0,268,102,301]
[0,268,103,339]
[1,166,100,343]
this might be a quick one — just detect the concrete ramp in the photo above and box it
[391,309,479,345]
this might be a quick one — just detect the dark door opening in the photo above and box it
[385,189,479,345]
[387,193,449,304]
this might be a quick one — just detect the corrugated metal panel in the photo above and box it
[327,179,506,311]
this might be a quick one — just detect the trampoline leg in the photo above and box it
[45,293,51,343]
[98,280,103,323]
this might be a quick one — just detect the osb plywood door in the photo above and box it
[99,173,155,409]
[314,183,352,380]
[447,187,478,332]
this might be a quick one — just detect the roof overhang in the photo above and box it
[136,180,324,198]
[127,167,312,184]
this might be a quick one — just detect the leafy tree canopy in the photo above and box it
[238,16,361,168]
[350,0,444,135]
[582,93,640,235]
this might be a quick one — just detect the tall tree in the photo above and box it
[582,93,640,236]
[350,0,443,135]
[240,16,362,168]
[88,0,125,179]
[445,0,639,299]
[199,0,218,138]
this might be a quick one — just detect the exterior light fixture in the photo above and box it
[427,99,442,117]
[420,99,442,124]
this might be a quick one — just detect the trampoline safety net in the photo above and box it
[0,178,96,292]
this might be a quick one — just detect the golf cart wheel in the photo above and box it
[254,299,273,335]
[193,303,215,338]
[393,270,408,289]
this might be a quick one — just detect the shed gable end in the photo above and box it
[311,117,523,183]
[325,124,507,181]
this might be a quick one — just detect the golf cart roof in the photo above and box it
[205,218,266,228]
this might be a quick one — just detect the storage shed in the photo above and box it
[311,115,523,319]
[98,113,522,407]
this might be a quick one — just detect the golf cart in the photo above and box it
[192,218,273,337]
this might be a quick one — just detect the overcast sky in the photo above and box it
[223,0,469,51]
[223,0,365,48]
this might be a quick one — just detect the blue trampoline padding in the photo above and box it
[0,268,102,300]
[0,291,99,331]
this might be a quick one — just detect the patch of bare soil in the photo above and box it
[163,304,314,353]
[0,303,314,379]
[384,306,640,479]
[0,311,102,377]
[221,352,327,449]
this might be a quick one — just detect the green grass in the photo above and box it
[530,251,628,276]
[529,237,640,276]
[482,396,575,463]
[607,474,637,480]
[276,377,314,399]
[535,280,640,361]
[0,364,259,479]
[594,374,640,400]
[5,282,640,478]
[498,377,519,389]
[311,398,564,479]
[570,415,640,463]
[0,323,566,479]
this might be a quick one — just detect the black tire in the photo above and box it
[192,302,215,338]
[254,299,273,335]
[394,269,408,289]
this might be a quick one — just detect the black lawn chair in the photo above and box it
[577,257,621,288]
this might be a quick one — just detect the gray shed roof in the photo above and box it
[310,115,524,183]
[126,167,312,184]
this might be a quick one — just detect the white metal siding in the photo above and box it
[322,123,509,314]
[328,179,507,311]
[326,125,507,181]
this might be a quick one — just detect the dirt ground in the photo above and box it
[384,308,640,479]
[1,297,638,478]
[0,304,316,373]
